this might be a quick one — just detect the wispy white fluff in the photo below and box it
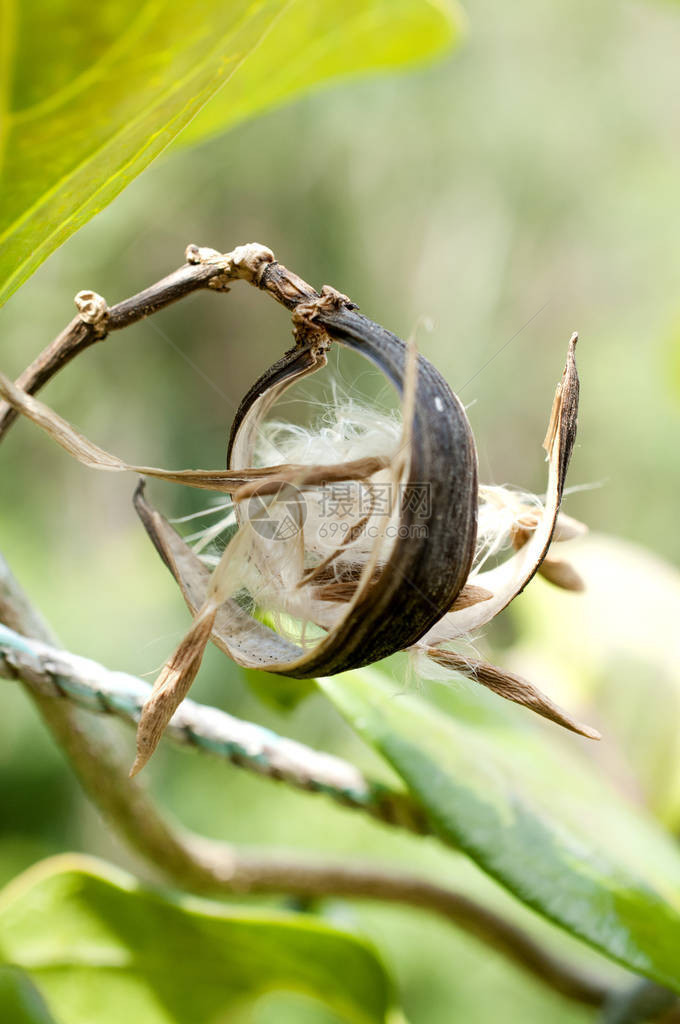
[474,484,543,574]
[187,390,554,640]
[255,388,402,467]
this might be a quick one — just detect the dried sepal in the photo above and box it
[425,646,600,740]
[130,604,217,776]
[421,333,580,645]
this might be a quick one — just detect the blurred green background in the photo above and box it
[1,0,680,1020]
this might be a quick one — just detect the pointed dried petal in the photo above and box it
[422,334,580,643]
[426,646,600,740]
[130,604,217,775]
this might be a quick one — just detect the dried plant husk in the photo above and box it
[424,648,599,739]
[224,304,478,675]
[132,276,596,770]
[420,334,582,647]
[130,313,481,772]
[135,312,479,683]
[0,242,596,771]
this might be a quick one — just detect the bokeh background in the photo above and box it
[2,0,680,1020]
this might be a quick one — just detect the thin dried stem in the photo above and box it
[0,250,252,441]
[0,371,388,496]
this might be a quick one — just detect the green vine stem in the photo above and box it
[0,550,617,1007]
[0,624,424,832]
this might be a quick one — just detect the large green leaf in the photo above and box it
[0,967,59,1024]
[318,665,680,991]
[0,856,395,1024]
[180,0,464,148]
[0,0,462,308]
[510,535,680,827]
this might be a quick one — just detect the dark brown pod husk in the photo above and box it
[134,293,480,680]
[0,243,597,773]
[225,285,479,677]
[130,281,479,774]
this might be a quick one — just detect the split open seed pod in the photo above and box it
[0,242,597,774]
[130,274,482,768]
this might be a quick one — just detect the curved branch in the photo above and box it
[0,256,226,440]
[0,621,424,834]
[0,244,280,441]
[0,553,614,1007]
[184,843,610,1008]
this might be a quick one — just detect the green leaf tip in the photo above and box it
[0,0,466,308]
[0,854,396,1024]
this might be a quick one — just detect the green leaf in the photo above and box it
[0,967,59,1024]
[0,0,462,308]
[239,609,316,711]
[510,535,680,828]
[241,666,316,713]
[180,0,465,149]
[318,665,680,991]
[0,855,395,1024]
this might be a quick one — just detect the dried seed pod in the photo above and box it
[137,266,479,681]
[0,241,597,772]
[227,291,479,676]
[130,273,480,771]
